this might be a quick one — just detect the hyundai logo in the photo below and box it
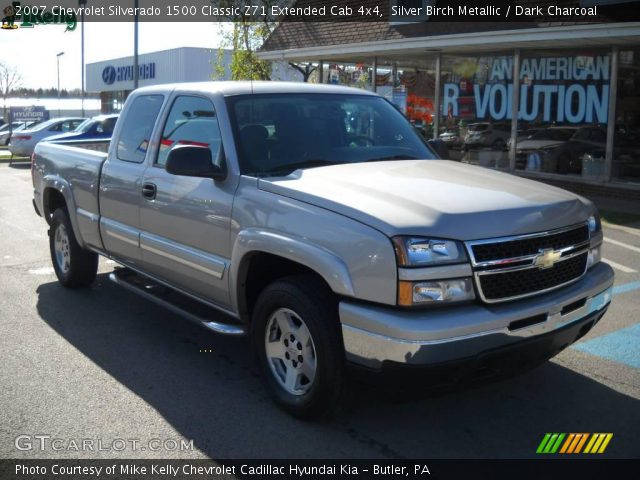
[102,66,116,85]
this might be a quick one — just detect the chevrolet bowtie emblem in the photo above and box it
[534,248,562,269]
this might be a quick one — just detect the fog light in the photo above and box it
[587,246,601,269]
[398,278,475,306]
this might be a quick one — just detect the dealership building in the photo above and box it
[259,0,640,200]
[86,48,229,113]
[86,47,298,113]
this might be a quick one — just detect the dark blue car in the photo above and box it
[45,114,119,143]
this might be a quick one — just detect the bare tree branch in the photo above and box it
[0,61,23,121]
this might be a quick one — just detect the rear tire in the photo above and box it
[251,275,346,418]
[49,208,98,288]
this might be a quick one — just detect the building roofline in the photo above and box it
[86,46,225,67]
[258,22,640,61]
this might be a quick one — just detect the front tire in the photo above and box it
[251,275,345,418]
[49,208,98,288]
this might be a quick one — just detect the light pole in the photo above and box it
[56,51,65,117]
[134,0,139,90]
[79,0,86,117]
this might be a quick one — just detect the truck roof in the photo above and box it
[133,81,378,97]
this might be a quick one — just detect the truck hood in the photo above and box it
[258,160,593,240]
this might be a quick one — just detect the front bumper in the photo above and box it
[340,262,614,369]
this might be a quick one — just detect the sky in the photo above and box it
[0,22,225,91]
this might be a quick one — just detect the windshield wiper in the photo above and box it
[364,154,419,162]
[264,159,339,176]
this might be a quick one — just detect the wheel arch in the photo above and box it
[230,229,356,322]
[41,178,86,249]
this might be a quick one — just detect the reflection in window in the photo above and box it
[439,54,511,169]
[117,95,164,163]
[515,50,610,178]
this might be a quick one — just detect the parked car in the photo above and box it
[463,122,511,150]
[8,117,85,157]
[439,127,463,149]
[515,127,578,171]
[0,121,39,146]
[44,114,119,144]
[506,127,545,151]
[516,126,606,174]
[32,82,613,418]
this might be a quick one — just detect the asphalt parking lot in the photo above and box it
[0,160,638,460]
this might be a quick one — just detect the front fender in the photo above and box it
[229,228,356,314]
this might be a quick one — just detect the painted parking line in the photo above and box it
[612,281,640,296]
[603,258,637,273]
[573,323,640,369]
[604,223,640,238]
[604,237,640,254]
[569,280,640,369]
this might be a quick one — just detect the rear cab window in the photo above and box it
[116,95,164,163]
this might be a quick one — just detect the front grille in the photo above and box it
[478,252,588,301]
[472,225,589,263]
[467,223,591,303]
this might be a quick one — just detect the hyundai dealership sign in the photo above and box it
[101,63,156,86]
[9,106,49,123]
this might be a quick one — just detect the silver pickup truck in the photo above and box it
[32,82,614,417]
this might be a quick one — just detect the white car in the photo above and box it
[8,117,85,157]
[0,121,37,146]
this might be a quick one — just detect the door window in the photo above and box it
[156,96,223,168]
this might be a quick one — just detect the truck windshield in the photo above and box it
[226,93,436,176]
[74,119,95,133]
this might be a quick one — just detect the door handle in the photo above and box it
[142,182,157,199]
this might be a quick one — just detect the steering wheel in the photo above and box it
[352,136,375,147]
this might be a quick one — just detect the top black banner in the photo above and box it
[1,0,640,24]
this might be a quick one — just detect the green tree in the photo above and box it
[211,1,317,82]
[212,1,278,81]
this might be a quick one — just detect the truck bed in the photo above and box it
[33,141,109,250]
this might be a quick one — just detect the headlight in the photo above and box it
[587,214,601,234]
[392,237,467,267]
[587,212,602,270]
[398,278,475,306]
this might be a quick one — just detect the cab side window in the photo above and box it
[156,96,223,168]
[117,95,164,163]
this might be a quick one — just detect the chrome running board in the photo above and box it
[108,268,246,336]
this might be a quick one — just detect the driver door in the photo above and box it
[138,95,237,308]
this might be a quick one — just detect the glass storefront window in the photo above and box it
[440,53,512,168]
[323,62,373,90]
[377,58,437,139]
[514,49,611,179]
[613,49,640,184]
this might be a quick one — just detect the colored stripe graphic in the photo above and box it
[537,433,613,454]
[536,433,552,453]
[536,433,565,453]
[559,433,575,453]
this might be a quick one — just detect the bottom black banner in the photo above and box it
[1,459,638,480]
